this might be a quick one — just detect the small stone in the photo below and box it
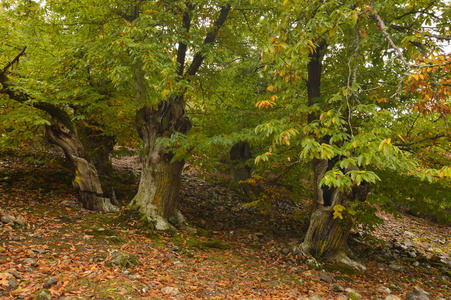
[388,263,404,271]
[406,288,430,300]
[12,236,20,241]
[129,274,141,280]
[330,283,345,292]
[280,248,290,255]
[9,278,19,288]
[24,258,38,264]
[32,248,47,254]
[309,295,323,300]
[1,215,15,224]
[15,216,25,226]
[377,287,392,294]
[161,286,180,295]
[346,288,361,300]
[43,277,58,288]
[171,246,181,252]
[35,289,51,300]
[385,296,401,300]
[6,269,20,278]
[318,271,334,283]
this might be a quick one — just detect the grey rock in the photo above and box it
[43,277,58,288]
[24,258,38,264]
[318,271,334,283]
[1,215,15,224]
[9,278,19,288]
[309,295,323,300]
[385,296,401,300]
[377,287,392,294]
[15,216,25,226]
[406,288,430,300]
[345,288,361,299]
[330,283,345,292]
[388,263,404,271]
[35,289,51,300]
[280,248,290,255]
[107,253,139,269]
[6,269,20,278]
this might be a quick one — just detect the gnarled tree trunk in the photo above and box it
[45,117,118,213]
[1,47,117,212]
[300,159,369,269]
[129,97,191,230]
[128,4,231,230]
[300,41,367,269]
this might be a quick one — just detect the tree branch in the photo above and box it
[2,46,27,73]
[185,4,231,76]
[176,3,194,76]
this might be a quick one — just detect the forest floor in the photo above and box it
[0,150,450,300]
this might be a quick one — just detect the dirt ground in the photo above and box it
[1,151,450,299]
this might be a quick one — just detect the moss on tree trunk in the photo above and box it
[129,97,191,230]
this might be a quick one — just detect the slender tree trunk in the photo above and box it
[229,141,254,198]
[45,117,118,212]
[129,97,191,230]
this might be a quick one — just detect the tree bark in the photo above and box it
[1,47,117,212]
[129,97,191,230]
[229,141,254,197]
[45,117,118,213]
[300,41,366,269]
[128,4,230,230]
[301,159,368,269]
[78,122,117,204]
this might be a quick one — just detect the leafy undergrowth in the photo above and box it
[1,151,450,300]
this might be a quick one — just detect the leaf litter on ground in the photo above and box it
[0,150,450,299]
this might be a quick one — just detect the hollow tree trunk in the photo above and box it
[300,159,368,269]
[45,117,118,212]
[129,97,192,230]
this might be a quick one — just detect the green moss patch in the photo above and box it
[186,238,231,250]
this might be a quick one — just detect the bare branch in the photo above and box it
[185,4,231,76]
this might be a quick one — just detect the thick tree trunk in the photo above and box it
[301,159,368,269]
[129,97,191,230]
[301,41,366,269]
[45,117,118,212]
